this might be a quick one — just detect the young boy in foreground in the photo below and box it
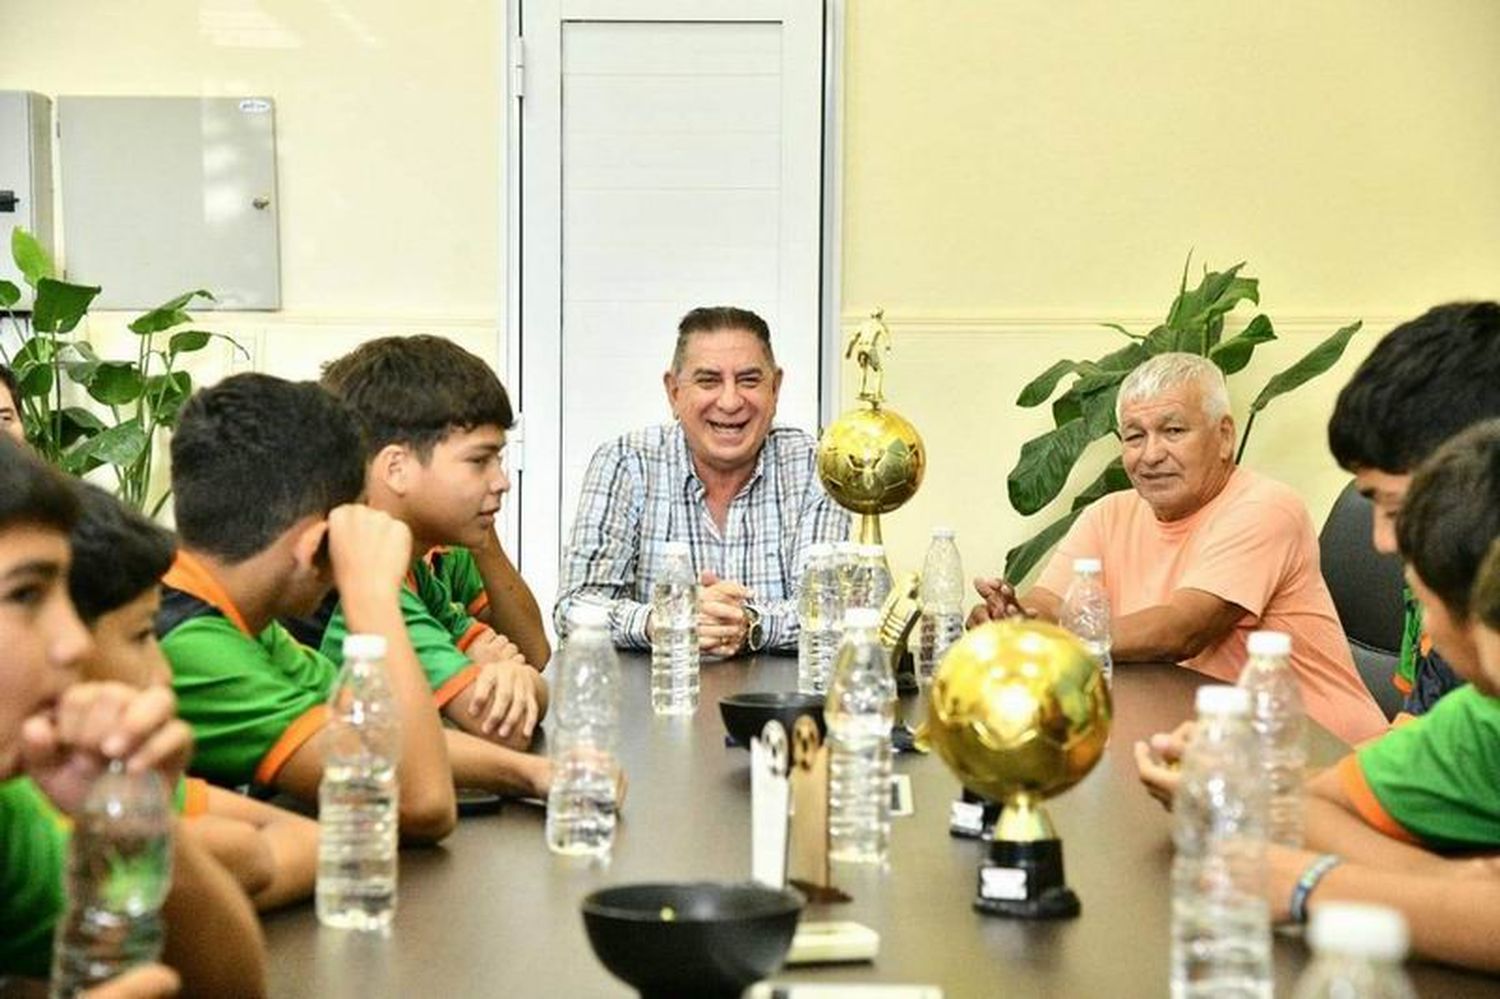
[68,480,317,910]
[0,437,266,996]
[158,373,456,840]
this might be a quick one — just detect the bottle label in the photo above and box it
[979,865,1028,901]
[949,800,984,835]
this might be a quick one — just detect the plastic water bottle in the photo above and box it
[1171,684,1271,999]
[1060,557,1113,685]
[827,607,897,864]
[317,633,401,932]
[916,527,965,686]
[651,541,699,714]
[50,762,172,997]
[832,541,860,608]
[546,603,621,858]
[1237,630,1306,848]
[797,543,844,694]
[848,544,893,613]
[1292,903,1416,999]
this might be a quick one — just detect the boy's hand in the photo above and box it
[468,655,540,745]
[327,504,413,608]
[21,683,194,816]
[1132,720,1196,810]
[83,964,182,999]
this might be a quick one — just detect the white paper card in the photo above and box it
[980,865,1028,901]
[751,729,790,888]
[949,800,984,834]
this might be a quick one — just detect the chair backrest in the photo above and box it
[1319,482,1407,720]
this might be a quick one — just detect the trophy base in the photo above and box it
[948,789,1002,840]
[972,838,1081,920]
[893,647,919,695]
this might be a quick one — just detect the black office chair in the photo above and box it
[1318,482,1407,720]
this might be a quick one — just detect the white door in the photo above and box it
[507,0,831,621]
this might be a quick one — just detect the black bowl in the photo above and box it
[719,692,826,748]
[581,882,803,997]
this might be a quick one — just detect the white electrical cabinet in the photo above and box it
[57,96,281,310]
[0,91,55,310]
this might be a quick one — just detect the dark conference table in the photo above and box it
[263,656,1495,998]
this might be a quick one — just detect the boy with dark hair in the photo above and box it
[160,373,457,840]
[1262,419,1500,972]
[0,436,266,995]
[318,335,551,759]
[1325,300,1500,714]
[68,480,317,911]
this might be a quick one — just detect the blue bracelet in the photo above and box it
[1289,853,1342,924]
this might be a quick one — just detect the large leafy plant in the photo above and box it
[0,228,240,513]
[1004,258,1362,581]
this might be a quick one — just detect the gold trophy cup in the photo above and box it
[926,620,1112,918]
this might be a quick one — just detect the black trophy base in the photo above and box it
[973,837,1081,920]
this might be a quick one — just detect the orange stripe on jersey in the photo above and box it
[254,705,330,785]
[434,664,480,708]
[467,592,491,617]
[455,620,493,653]
[162,551,254,637]
[1336,754,1421,845]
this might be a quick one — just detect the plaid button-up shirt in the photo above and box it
[554,423,850,651]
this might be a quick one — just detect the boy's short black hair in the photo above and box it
[0,436,77,533]
[320,335,514,461]
[1476,538,1500,632]
[1328,301,1500,473]
[0,365,20,408]
[170,373,365,563]
[1397,418,1500,618]
[68,481,176,624]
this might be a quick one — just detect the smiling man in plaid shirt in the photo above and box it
[554,306,849,656]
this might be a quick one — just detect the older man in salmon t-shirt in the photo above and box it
[970,352,1388,745]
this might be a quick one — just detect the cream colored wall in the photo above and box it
[0,0,502,374]
[840,0,1500,580]
[6,1,1500,587]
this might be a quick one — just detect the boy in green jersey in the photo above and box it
[0,437,266,996]
[319,336,552,758]
[1265,419,1500,972]
[68,480,318,911]
[158,373,458,840]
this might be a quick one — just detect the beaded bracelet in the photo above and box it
[1290,853,1343,924]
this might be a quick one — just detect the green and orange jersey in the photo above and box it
[157,550,338,790]
[1396,589,1465,718]
[1339,684,1500,851]
[318,547,483,702]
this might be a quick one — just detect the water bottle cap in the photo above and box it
[1307,903,1409,960]
[663,541,690,557]
[1072,557,1102,574]
[569,602,612,629]
[931,527,956,539]
[843,607,881,629]
[856,543,884,558]
[1194,684,1249,716]
[342,633,388,660]
[1247,630,1292,656]
[805,541,835,559]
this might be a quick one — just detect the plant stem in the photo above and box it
[1235,408,1259,464]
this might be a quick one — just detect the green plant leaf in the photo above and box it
[1248,321,1363,415]
[0,280,19,308]
[32,278,101,334]
[1007,417,1096,516]
[1004,508,1085,584]
[1070,457,1131,510]
[87,363,146,406]
[1081,380,1124,437]
[61,419,147,473]
[127,290,215,335]
[1209,314,1277,376]
[167,329,212,355]
[1100,322,1141,340]
[16,361,53,397]
[1096,340,1151,372]
[144,371,193,425]
[56,406,106,447]
[11,229,54,287]
[1051,392,1082,427]
[1016,359,1089,408]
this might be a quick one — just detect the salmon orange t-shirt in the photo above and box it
[1036,466,1388,745]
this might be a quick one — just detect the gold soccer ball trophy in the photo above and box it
[926,620,1112,918]
[816,309,925,549]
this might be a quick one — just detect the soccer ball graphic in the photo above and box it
[926,620,1112,803]
[816,406,925,514]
